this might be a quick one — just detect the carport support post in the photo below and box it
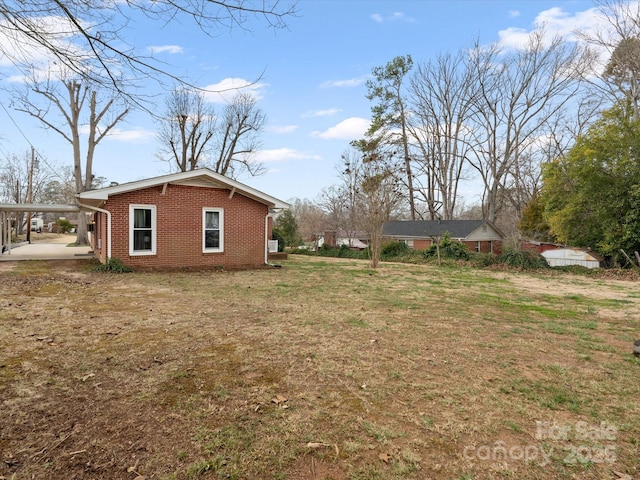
[26,147,35,244]
[1,211,11,254]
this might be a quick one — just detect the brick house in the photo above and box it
[382,220,504,254]
[76,169,290,270]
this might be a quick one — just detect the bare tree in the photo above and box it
[289,197,327,246]
[0,1,296,104]
[503,96,602,226]
[14,78,128,245]
[0,149,52,234]
[213,92,266,178]
[579,0,640,118]
[467,32,590,223]
[347,143,404,268]
[155,89,267,177]
[157,88,216,172]
[605,37,640,118]
[409,49,476,220]
[318,150,377,250]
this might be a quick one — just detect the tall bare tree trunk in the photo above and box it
[15,79,128,245]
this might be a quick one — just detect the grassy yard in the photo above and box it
[0,255,638,479]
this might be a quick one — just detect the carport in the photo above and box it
[0,202,92,261]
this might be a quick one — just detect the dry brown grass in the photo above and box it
[1,256,639,480]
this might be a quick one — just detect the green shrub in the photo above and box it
[552,264,598,275]
[56,218,74,234]
[381,241,410,259]
[290,246,315,255]
[318,243,333,255]
[91,257,133,273]
[473,252,499,267]
[314,243,369,259]
[498,249,549,269]
[422,233,471,260]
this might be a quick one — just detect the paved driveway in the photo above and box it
[1,236,93,261]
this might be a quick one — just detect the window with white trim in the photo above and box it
[203,208,224,252]
[400,238,414,249]
[130,205,156,255]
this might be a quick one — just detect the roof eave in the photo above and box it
[76,168,290,209]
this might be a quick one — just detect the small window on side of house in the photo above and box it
[130,205,156,256]
[203,208,224,253]
[475,241,481,252]
[405,239,414,249]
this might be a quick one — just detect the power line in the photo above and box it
[0,98,63,179]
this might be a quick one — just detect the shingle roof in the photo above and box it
[383,220,489,239]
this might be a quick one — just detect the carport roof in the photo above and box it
[0,203,80,213]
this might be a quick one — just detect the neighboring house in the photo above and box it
[382,220,504,254]
[76,168,290,270]
[317,230,369,250]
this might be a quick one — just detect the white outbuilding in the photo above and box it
[541,248,602,269]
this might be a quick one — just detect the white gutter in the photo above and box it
[77,202,112,260]
[264,214,269,264]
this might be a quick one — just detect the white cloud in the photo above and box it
[370,11,416,23]
[509,10,521,18]
[498,5,602,49]
[302,108,342,118]
[201,77,268,104]
[320,77,367,88]
[92,126,155,143]
[497,27,532,49]
[147,45,183,54]
[108,128,156,142]
[255,148,321,163]
[312,117,370,141]
[268,125,298,134]
[391,12,416,23]
[0,15,86,72]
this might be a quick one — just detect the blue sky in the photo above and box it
[0,1,602,205]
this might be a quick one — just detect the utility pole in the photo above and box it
[26,147,35,244]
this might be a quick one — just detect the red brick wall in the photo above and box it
[93,184,269,270]
[413,239,432,250]
[462,240,503,255]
